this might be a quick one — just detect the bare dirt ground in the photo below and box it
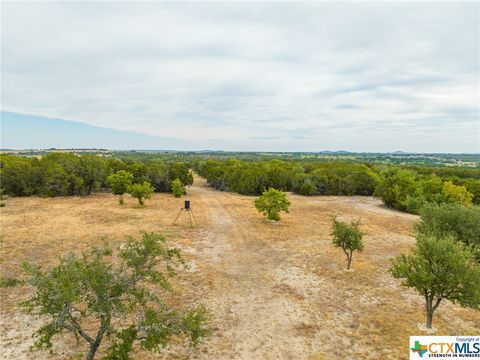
[1,176,479,359]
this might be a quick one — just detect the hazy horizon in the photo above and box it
[1,110,479,154]
[2,2,479,152]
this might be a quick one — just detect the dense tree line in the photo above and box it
[0,153,193,197]
[194,159,480,213]
[374,168,478,213]
[194,159,379,196]
[2,153,479,214]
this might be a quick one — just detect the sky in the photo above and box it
[1,1,479,152]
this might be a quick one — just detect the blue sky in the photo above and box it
[0,111,186,150]
[1,2,479,152]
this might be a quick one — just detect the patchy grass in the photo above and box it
[1,178,479,359]
[0,277,23,288]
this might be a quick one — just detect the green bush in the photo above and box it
[0,277,23,287]
[298,178,318,196]
[127,181,154,206]
[170,178,186,198]
[107,170,134,205]
[254,188,290,221]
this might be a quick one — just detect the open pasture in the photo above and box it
[1,176,479,359]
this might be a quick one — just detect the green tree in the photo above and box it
[42,153,84,195]
[108,170,134,205]
[41,163,70,197]
[171,178,186,198]
[441,181,473,206]
[127,181,154,206]
[146,162,171,192]
[264,160,290,191]
[79,155,107,195]
[350,166,379,195]
[330,216,364,270]
[254,188,290,221]
[463,178,480,205]
[127,162,148,184]
[0,156,37,196]
[390,234,480,329]
[403,175,444,214]
[169,163,194,187]
[296,177,318,196]
[21,232,211,359]
[0,188,5,207]
[416,203,480,261]
[105,158,128,175]
[374,168,417,211]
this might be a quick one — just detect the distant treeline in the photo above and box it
[193,159,480,213]
[0,153,193,197]
[2,153,480,214]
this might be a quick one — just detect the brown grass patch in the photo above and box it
[1,177,479,359]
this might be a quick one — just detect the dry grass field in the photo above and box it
[1,176,479,359]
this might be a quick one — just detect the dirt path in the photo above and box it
[181,178,479,360]
[190,178,313,359]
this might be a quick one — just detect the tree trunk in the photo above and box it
[346,252,352,270]
[86,343,98,360]
[425,297,434,329]
[426,311,433,329]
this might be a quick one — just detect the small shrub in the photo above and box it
[298,178,318,196]
[107,170,134,205]
[127,181,154,206]
[330,216,364,270]
[0,277,23,287]
[171,178,186,198]
[254,188,290,221]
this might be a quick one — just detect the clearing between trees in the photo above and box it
[1,176,478,359]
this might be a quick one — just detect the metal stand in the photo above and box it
[173,207,198,227]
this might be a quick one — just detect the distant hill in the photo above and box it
[391,150,411,155]
[0,111,186,150]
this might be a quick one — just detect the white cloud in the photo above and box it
[1,1,479,152]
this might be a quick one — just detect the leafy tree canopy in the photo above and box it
[127,181,154,206]
[390,234,480,329]
[416,203,480,261]
[108,170,134,204]
[330,216,364,270]
[254,188,290,221]
[171,178,186,198]
[21,232,211,359]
